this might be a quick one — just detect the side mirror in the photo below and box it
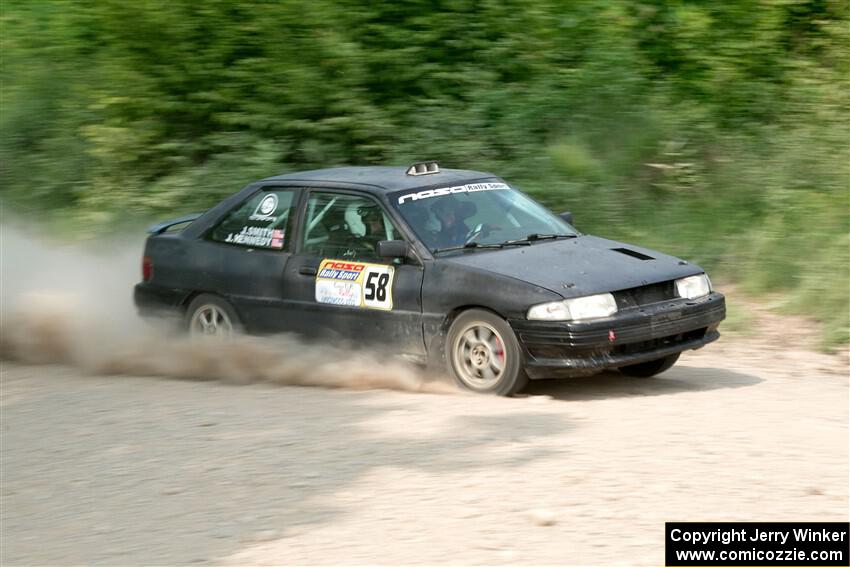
[559,211,574,225]
[377,240,410,259]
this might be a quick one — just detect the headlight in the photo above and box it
[527,293,618,321]
[675,274,712,299]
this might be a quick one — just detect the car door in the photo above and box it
[281,189,426,356]
[185,186,301,333]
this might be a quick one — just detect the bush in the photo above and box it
[2,1,847,345]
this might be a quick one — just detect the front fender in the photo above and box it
[421,260,561,363]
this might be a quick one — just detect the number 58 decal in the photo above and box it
[362,266,394,310]
[315,259,394,311]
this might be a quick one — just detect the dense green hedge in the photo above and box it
[2,1,847,345]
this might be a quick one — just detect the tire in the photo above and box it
[185,294,243,339]
[445,309,528,396]
[619,353,680,378]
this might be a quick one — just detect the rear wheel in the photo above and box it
[619,353,680,378]
[446,309,527,396]
[185,294,242,339]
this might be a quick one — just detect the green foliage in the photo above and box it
[1,0,848,345]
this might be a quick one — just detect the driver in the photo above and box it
[357,205,386,255]
[431,198,471,249]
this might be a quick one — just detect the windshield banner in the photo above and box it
[397,182,509,205]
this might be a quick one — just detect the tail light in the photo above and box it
[142,256,153,281]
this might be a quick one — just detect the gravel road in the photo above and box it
[2,311,847,566]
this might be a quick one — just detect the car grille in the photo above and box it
[612,327,707,355]
[613,280,676,308]
[526,326,710,360]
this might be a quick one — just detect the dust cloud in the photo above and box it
[0,223,455,394]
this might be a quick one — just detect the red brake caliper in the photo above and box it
[495,335,505,365]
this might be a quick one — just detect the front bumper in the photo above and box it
[509,292,725,378]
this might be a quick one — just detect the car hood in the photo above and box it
[441,235,703,298]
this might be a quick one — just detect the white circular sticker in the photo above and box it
[257,194,278,216]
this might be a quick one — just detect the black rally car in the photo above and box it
[135,162,725,395]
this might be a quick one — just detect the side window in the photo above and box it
[209,189,296,250]
[301,192,397,260]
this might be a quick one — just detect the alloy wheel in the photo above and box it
[451,322,506,389]
[189,304,234,338]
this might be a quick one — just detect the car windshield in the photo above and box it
[391,182,578,253]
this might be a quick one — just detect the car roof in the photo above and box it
[259,166,498,192]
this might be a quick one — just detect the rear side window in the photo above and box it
[301,192,398,260]
[209,189,296,250]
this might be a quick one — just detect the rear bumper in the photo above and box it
[509,292,725,378]
[133,282,190,317]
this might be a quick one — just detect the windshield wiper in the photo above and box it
[433,233,576,254]
[432,242,512,254]
[499,233,578,246]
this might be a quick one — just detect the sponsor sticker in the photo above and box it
[315,259,394,310]
[397,182,509,205]
[316,280,361,306]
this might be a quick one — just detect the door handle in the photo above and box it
[298,266,318,276]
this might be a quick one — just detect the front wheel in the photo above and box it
[445,309,528,396]
[619,353,680,378]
